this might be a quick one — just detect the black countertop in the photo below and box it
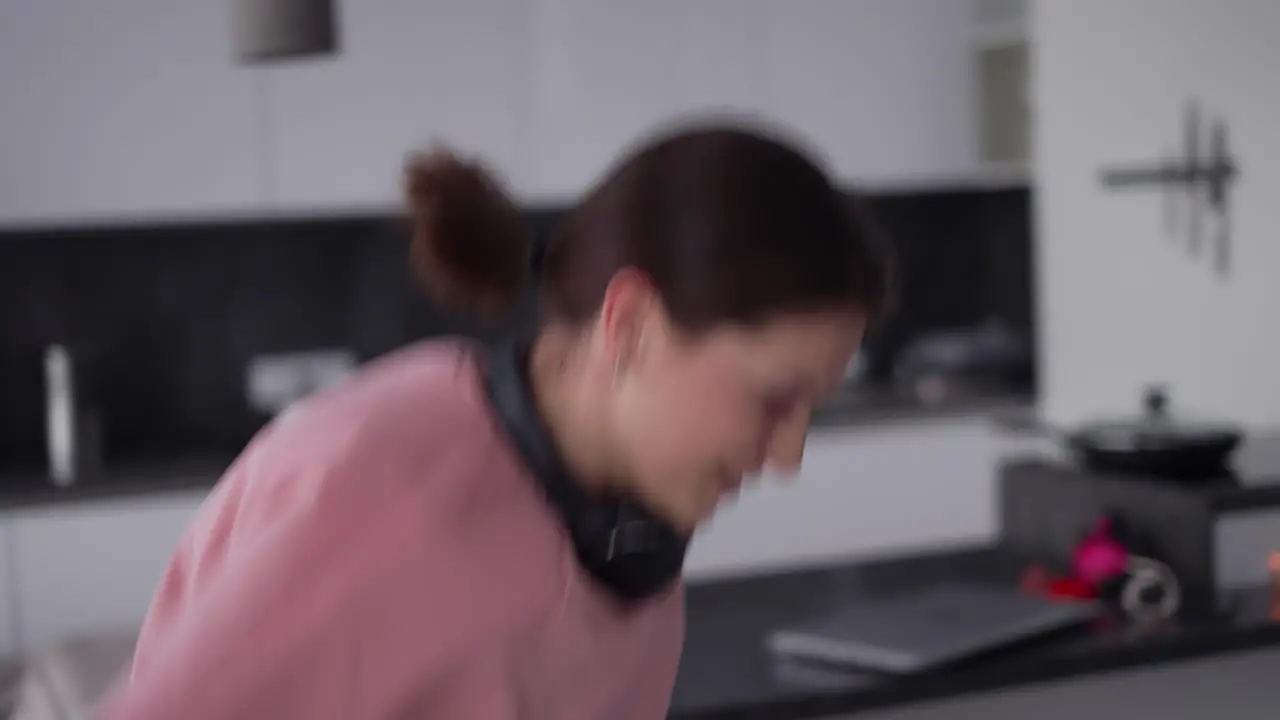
[670,544,1280,719]
[809,383,1032,429]
[0,455,232,511]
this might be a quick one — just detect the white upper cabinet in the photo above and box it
[755,0,979,188]
[527,0,984,200]
[527,0,763,203]
[0,0,265,227]
[0,1,992,224]
[262,0,533,213]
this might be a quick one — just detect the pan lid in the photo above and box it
[1072,386,1242,453]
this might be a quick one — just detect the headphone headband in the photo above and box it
[480,340,688,601]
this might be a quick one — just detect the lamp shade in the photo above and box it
[231,0,338,63]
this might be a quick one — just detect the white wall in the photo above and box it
[1032,0,1280,429]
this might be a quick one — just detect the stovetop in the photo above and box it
[1022,434,1280,513]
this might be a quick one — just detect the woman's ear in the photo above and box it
[599,267,659,370]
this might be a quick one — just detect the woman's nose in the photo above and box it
[765,402,811,477]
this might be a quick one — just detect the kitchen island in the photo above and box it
[671,544,1280,719]
[0,402,1045,656]
[11,402,1271,720]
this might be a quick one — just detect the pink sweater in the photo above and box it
[97,341,685,719]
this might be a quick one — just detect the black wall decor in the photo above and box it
[1100,99,1240,277]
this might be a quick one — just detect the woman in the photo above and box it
[97,122,890,719]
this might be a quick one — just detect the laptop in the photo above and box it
[766,581,1098,674]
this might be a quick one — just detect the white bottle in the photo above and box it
[45,344,76,487]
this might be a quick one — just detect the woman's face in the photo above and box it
[602,276,866,532]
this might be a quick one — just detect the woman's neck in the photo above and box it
[528,330,621,495]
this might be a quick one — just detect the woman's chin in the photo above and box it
[656,481,742,533]
[689,488,737,528]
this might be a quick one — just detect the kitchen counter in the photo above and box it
[0,455,231,511]
[809,383,1032,429]
[670,544,1280,719]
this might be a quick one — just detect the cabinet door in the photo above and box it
[528,0,762,202]
[685,418,1003,579]
[8,491,205,652]
[756,0,978,188]
[0,519,17,659]
[263,0,533,212]
[0,0,264,227]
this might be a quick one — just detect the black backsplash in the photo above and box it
[0,187,1031,470]
[862,186,1035,378]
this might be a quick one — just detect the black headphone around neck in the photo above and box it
[480,340,689,601]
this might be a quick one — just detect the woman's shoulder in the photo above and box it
[287,338,484,437]
[245,339,503,506]
[216,337,567,606]
[274,340,477,442]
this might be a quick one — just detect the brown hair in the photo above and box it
[405,122,892,331]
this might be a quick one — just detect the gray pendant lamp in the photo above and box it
[231,0,339,63]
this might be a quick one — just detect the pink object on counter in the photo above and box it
[96,340,685,720]
[1072,518,1130,589]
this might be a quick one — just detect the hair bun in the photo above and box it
[404,147,529,320]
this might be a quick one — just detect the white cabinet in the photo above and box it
[0,2,994,222]
[262,0,534,212]
[6,491,205,653]
[527,0,762,201]
[0,0,265,227]
[0,521,17,659]
[756,0,978,188]
[685,418,1004,580]
[527,0,985,199]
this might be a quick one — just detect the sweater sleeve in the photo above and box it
[621,584,687,720]
[95,457,520,719]
[95,493,364,718]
